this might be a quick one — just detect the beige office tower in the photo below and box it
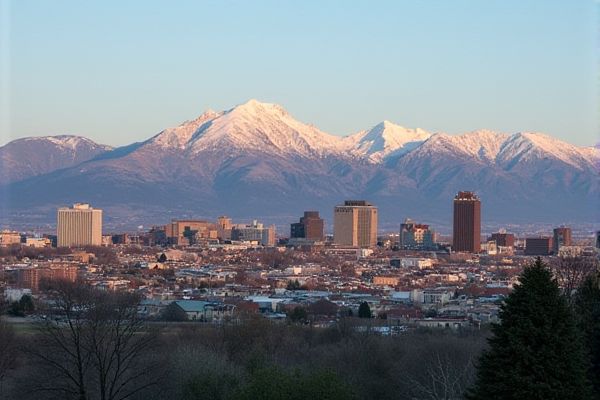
[57,203,103,247]
[333,200,378,248]
[216,216,233,240]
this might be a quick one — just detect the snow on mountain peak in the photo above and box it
[184,100,347,157]
[412,130,509,163]
[136,100,597,170]
[345,120,431,161]
[231,99,287,115]
[150,109,222,149]
[22,135,111,151]
[496,131,597,169]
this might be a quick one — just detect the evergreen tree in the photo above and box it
[7,294,34,317]
[358,302,371,318]
[575,273,600,398]
[286,279,301,290]
[287,306,308,323]
[19,294,34,313]
[468,257,592,400]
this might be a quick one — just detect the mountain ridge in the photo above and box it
[1,99,598,228]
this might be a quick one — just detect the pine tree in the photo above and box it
[575,273,600,399]
[358,302,371,318]
[468,257,592,400]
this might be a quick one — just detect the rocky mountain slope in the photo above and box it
[0,135,111,185]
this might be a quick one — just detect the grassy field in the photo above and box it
[1,316,39,335]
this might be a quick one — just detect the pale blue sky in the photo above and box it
[0,0,597,146]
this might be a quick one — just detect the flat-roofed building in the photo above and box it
[290,211,324,242]
[399,218,436,250]
[216,216,233,240]
[231,220,276,246]
[166,219,218,245]
[25,237,51,248]
[57,203,102,247]
[489,232,515,248]
[373,276,400,286]
[17,264,79,292]
[525,237,553,256]
[333,200,378,248]
[0,230,22,247]
[553,227,572,254]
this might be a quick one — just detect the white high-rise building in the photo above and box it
[57,203,103,247]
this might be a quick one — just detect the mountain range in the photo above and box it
[1,99,598,231]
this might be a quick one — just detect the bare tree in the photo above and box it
[408,351,477,400]
[397,331,487,400]
[24,280,160,400]
[550,256,599,304]
[85,290,160,400]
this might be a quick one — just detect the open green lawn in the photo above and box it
[1,316,39,335]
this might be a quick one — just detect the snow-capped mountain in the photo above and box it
[345,121,431,161]
[495,132,597,171]
[0,100,597,227]
[149,109,222,149]
[0,135,111,185]
[146,99,348,158]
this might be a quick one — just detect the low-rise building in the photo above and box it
[0,230,21,247]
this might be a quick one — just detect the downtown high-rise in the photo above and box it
[57,203,103,247]
[552,227,572,254]
[452,191,481,253]
[333,200,378,248]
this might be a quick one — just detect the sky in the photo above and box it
[0,0,597,147]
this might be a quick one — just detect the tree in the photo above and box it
[286,280,301,290]
[424,308,438,318]
[25,280,161,400]
[232,365,355,400]
[409,345,478,400]
[468,258,592,400]
[7,294,34,317]
[551,256,599,304]
[161,302,188,322]
[308,299,338,317]
[19,294,34,313]
[358,302,371,319]
[287,306,307,323]
[574,272,600,398]
[158,253,167,263]
[0,295,10,315]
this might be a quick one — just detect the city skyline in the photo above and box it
[40,196,596,246]
[1,1,597,147]
[1,194,597,239]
